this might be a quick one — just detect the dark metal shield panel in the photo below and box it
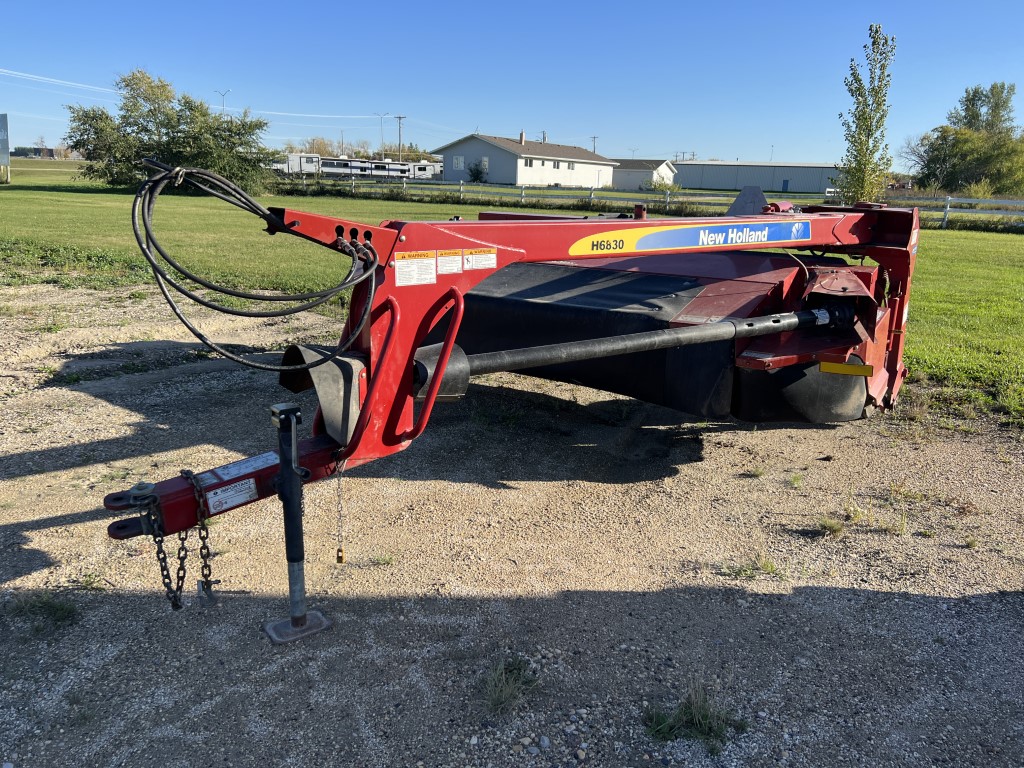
[446,262,733,417]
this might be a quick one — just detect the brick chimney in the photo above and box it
[519,130,526,145]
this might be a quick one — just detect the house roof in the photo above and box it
[432,134,617,165]
[609,159,676,172]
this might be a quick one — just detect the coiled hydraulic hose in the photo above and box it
[132,159,376,372]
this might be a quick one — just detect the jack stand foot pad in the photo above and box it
[263,611,332,644]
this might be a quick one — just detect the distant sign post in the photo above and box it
[0,113,10,183]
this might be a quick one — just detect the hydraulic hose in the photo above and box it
[131,159,376,372]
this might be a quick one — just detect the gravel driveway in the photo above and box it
[1,285,1021,768]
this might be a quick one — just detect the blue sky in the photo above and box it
[2,0,1022,169]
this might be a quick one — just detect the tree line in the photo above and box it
[63,64,1021,200]
[832,26,1022,202]
[901,82,1024,197]
[280,137,437,162]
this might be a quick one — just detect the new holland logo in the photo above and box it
[568,220,813,256]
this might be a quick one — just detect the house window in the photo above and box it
[481,156,489,172]
[553,161,561,169]
[568,162,575,170]
[524,158,534,167]
[453,155,465,170]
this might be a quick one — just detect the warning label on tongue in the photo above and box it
[205,478,259,514]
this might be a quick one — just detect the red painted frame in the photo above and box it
[106,203,919,537]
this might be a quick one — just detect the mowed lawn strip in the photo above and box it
[904,229,1024,419]
[1,164,1022,419]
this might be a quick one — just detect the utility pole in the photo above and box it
[215,89,231,113]
[590,136,599,154]
[629,147,639,159]
[770,145,774,162]
[394,115,406,162]
[374,112,390,159]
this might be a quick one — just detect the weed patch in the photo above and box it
[844,494,872,525]
[481,656,539,715]
[725,551,783,579]
[882,509,910,536]
[0,237,149,289]
[6,591,80,634]
[643,678,747,755]
[819,517,846,538]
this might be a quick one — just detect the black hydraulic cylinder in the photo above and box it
[465,308,835,377]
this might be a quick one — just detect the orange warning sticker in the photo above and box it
[394,250,437,286]
[437,248,464,275]
[463,247,497,270]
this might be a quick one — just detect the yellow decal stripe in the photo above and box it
[819,361,874,377]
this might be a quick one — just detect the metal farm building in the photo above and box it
[673,162,838,194]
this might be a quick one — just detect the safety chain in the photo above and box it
[334,459,347,564]
[138,493,185,611]
[181,469,217,599]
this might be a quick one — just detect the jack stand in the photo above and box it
[263,403,332,644]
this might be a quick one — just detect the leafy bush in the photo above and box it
[960,179,996,207]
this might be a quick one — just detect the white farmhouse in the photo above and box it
[431,132,617,187]
[609,159,677,190]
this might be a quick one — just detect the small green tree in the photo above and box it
[466,159,487,183]
[65,69,275,193]
[834,24,896,203]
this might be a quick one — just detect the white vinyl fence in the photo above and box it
[941,197,1024,228]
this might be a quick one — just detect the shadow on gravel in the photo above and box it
[4,344,841,585]
[6,342,745,487]
[1,582,1021,767]
[13,340,841,490]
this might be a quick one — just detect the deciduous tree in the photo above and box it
[834,24,897,203]
[909,82,1024,195]
[948,82,1017,135]
[65,69,274,193]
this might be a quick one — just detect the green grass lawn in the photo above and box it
[903,230,1024,418]
[2,159,1022,420]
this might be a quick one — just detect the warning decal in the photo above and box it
[206,478,259,514]
[463,247,498,270]
[395,250,437,287]
[437,248,464,275]
[211,451,278,483]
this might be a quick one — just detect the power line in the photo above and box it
[0,68,114,93]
